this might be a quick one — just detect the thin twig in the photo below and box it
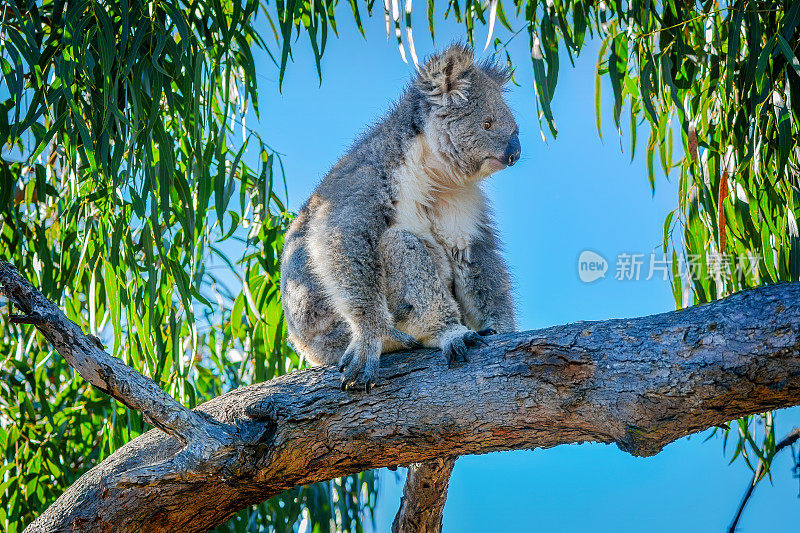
[635,8,783,41]
[729,427,800,532]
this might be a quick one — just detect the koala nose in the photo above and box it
[505,134,521,166]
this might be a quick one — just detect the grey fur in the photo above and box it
[280,44,519,390]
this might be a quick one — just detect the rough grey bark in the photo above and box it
[2,260,800,532]
[392,458,457,533]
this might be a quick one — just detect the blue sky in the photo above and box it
[255,12,800,532]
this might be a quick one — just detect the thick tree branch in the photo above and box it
[392,458,457,533]
[2,261,799,532]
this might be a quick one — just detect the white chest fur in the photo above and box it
[391,136,485,263]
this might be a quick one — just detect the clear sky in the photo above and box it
[254,12,800,532]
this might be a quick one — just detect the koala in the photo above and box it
[280,44,519,390]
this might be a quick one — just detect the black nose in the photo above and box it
[504,134,521,166]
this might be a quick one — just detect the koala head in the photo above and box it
[415,44,521,182]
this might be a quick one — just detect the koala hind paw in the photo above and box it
[442,328,487,368]
[388,328,423,349]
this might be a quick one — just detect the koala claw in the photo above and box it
[389,328,423,349]
[339,337,381,391]
[445,338,468,367]
[463,330,489,347]
[443,329,489,367]
[338,348,356,373]
[477,328,498,337]
[340,374,375,392]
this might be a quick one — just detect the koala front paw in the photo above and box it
[339,335,382,392]
[439,327,488,368]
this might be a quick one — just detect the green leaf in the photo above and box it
[608,34,628,131]
[531,30,558,138]
[639,58,658,123]
[595,36,611,140]
[776,34,800,79]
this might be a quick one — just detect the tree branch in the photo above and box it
[2,260,799,532]
[392,458,457,533]
[728,427,800,532]
[0,261,235,483]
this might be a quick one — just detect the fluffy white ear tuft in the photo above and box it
[416,44,474,105]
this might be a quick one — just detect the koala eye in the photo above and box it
[483,118,493,130]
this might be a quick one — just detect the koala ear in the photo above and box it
[416,44,474,105]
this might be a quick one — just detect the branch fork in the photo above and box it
[0,261,240,486]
